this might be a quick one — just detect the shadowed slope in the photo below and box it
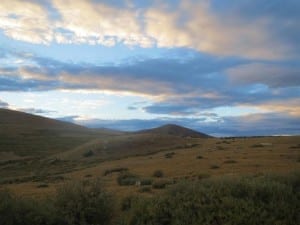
[0,109,117,157]
[136,124,211,138]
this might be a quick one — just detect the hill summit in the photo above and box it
[137,124,211,138]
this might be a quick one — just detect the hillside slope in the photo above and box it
[0,109,117,158]
[137,124,211,138]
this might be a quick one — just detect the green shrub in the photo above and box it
[139,186,152,193]
[36,183,49,188]
[140,178,153,186]
[197,173,210,180]
[117,172,139,186]
[0,190,57,225]
[121,173,300,225]
[153,170,164,178]
[152,179,171,189]
[121,195,140,211]
[83,150,94,157]
[55,180,114,225]
[103,167,128,176]
[0,180,115,225]
[210,164,220,169]
[164,152,175,158]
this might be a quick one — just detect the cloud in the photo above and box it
[0,0,53,44]
[0,0,299,59]
[61,112,300,137]
[0,99,9,108]
[18,108,56,114]
[227,63,300,88]
[1,50,299,118]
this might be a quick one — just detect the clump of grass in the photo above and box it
[139,186,152,193]
[36,183,49,188]
[103,167,128,176]
[223,159,237,164]
[196,155,203,159]
[117,172,139,186]
[153,170,164,178]
[82,150,94,157]
[251,144,264,148]
[152,179,171,189]
[289,144,300,149]
[210,164,220,169]
[197,173,210,180]
[164,152,175,158]
[140,178,153,186]
[121,195,139,211]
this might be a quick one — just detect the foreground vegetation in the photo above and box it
[1,172,299,225]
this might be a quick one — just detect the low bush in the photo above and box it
[152,179,171,189]
[140,178,153,186]
[164,152,175,158]
[197,173,210,180]
[0,180,114,225]
[210,164,220,169]
[121,172,300,225]
[82,150,94,157]
[117,172,139,186]
[0,190,57,225]
[55,180,114,225]
[103,167,128,176]
[36,183,49,188]
[153,170,164,178]
[139,186,152,193]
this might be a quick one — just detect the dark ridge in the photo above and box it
[136,124,211,138]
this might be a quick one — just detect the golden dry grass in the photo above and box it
[3,136,299,199]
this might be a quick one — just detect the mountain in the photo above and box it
[0,108,117,158]
[0,109,210,162]
[136,124,211,138]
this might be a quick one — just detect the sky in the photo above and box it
[0,0,299,136]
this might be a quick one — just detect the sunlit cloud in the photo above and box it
[1,0,299,59]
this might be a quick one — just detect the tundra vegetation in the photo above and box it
[1,173,299,225]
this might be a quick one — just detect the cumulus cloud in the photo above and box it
[0,0,53,44]
[0,0,299,59]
